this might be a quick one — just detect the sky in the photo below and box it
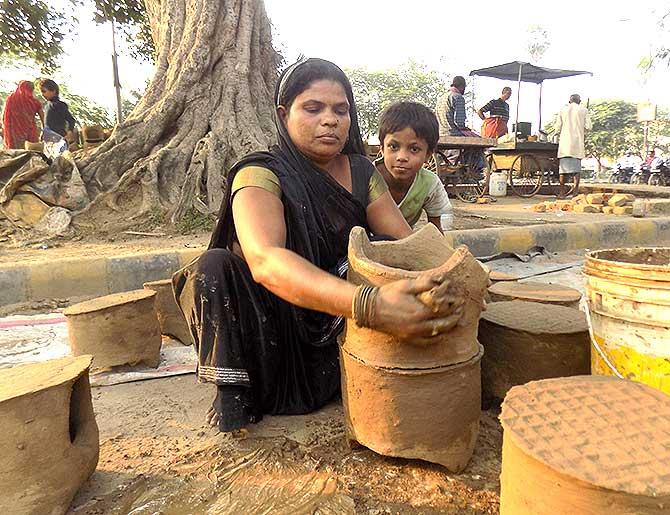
[2,0,669,133]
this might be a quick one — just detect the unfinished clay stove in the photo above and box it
[0,356,99,515]
[346,224,489,369]
[500,376,670,514]
[488,281,581,308]
[341,224,489,472]
[341,345,483,472]
[143,279,192,345]
[478,301,590,401]
[64,289,162,370]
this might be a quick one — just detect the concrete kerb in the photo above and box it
[446,216,670,256]
[0,248,203,308]
[2,217,670,308]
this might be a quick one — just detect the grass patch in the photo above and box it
[175,208,215,235]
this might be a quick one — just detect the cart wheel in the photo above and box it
[486,154,498,174]
[508,154,543,197]
[425,150,450,174]
[649,173,666,187]
[454,166,486,203]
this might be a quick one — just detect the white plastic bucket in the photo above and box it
[489,171,508,197]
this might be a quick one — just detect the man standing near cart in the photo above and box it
[477,87,512,138]
[554,94,591,196]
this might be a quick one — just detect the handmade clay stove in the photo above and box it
[478,301,590,401]
[341,224,489,472]
[0,356,99,515]
[143,279,192,345]
[64,289,162,370]
[500,376,670,514]
[487,281,581,308]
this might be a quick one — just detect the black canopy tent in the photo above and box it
[469,61,592,137]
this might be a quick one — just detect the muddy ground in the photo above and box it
[69,375,502,514]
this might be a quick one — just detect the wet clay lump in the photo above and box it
[500,376,670,514]
[0,356,99,515]
[478,301,590,401]
[64,289,162,370]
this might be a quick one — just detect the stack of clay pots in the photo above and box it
[341,224,489,472]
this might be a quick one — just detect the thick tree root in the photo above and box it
[74,0,278,230]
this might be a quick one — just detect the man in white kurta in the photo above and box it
[554,94,592,194]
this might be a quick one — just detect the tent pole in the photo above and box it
[514,63,523,142]
[538,82,543,133]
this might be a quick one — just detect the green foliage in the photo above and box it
[545,99,670,160]
[121,87,144,119]
[346,61,450,140]
[175,208,215,235]
[57,84,114,127]
[92,0,155,62]
[640,10,670,70]
[0,0,154,70]
[0,0,74,71]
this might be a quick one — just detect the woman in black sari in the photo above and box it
[173,59,462,432]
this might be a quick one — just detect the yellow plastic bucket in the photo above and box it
[584,248,670,394]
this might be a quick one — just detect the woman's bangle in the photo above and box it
[352,284,379,328]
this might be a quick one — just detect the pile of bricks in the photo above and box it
[532,193,636,215]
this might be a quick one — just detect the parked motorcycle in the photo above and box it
[648,158,670,186]
[630,163,652,185]
[609,163,635,184]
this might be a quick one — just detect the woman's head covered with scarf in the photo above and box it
[2,80,42,149]
[274,58,366,160]
[209,58,368,250]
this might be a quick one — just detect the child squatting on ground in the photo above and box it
[375,102,453,231]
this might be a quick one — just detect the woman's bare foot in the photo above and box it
[205,406,220,428]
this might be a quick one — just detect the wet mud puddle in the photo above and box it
[94,447,354,515]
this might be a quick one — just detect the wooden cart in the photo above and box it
[467,61,592,198]
[488,141,570,197]
[426,135,497,203]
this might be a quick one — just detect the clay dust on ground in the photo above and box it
[70,376,502,514]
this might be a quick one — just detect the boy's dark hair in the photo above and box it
[378,101,439,152]
[40,79,59,95]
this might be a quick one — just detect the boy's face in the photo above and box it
[382,127,431,182]
[40,87,56,100]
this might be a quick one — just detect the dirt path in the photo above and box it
[70,375,501,514]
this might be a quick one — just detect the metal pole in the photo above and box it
[538,82,543,132]
[111,18,123,124]
[514,63,523,142]
[644,121,649,155]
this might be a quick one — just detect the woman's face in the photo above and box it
[279,79,351,166]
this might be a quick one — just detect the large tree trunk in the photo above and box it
[75,0,278,230]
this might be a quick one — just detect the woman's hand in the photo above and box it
[371,273,466,345]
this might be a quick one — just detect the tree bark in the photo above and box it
[75,0,278,229]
